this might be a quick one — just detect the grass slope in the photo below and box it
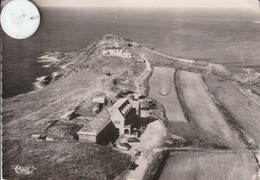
[2,35,146,179]
[176,71,243,149]
[205,76,260,148]
[160,151,256,180]
[149,67,187,122]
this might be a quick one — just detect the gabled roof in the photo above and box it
[129,100,140,110]
[112,98,129,108]
[97,108,110,120]
[109,109,125,122]
[77,108,111,136]
[109,98,140,122]
[105,46,122,50]
[92,97,105,104]
[60,110,75,119]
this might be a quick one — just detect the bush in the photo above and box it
[112,79,118,85]
[115,90,134,98]
[143,150,169,180]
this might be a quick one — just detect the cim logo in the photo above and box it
[12,165,37,175]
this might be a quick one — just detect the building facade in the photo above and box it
[102,47,132,58]
[77,109,118,144]
[109,98,140,135]
[77,120,118,144]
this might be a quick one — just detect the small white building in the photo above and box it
[92,96,106,114]
[102,47,132,58]
[92,96,106,105]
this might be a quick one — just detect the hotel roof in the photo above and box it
[112,98,129,108]
[77,108,111,136]
[105,46,122,50]
[129,100,140,109]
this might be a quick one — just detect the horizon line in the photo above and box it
[1,0,259,9]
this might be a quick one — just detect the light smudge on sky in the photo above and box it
[1,0,260,9]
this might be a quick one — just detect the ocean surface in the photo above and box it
[2,8,260,98]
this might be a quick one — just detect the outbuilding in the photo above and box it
[92,96,106,105]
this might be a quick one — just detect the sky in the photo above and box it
[1,0,260,9]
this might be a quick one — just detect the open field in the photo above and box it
[2,70,132,179]
[176,71,243,149]
[139,47,209,74]
[149,67,187,122]
[148,67,198,144]
[4,34,260,179]
[139,48,174,67]
[160,151,256,180]
[2,35,144,179]
[205,76,260,148]
[3,140,130,180]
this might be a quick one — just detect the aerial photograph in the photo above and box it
[1,0,260,179]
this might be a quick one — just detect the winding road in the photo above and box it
[134,53,152,95]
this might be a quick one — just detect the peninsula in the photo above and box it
[2,34,260,180]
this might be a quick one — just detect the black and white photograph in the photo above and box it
[1,0,260,179]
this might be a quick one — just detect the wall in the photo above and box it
[78,134,96,142]
[96,121,119,144]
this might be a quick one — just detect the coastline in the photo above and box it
[2,34,260,179]
[4,46,260,101]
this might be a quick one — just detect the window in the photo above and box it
[114,121,120,124]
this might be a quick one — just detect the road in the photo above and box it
[134,53,152,95]
[123,120,167,180]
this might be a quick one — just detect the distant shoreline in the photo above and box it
[3,46,260,100]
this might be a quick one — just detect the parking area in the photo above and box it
[117,120,167,180]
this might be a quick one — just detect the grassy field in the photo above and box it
[204,76,260,148]
[3,140,130,180]
[139,48,174,67]
[149,67,187,122]
[176,71,243,149]
[2,35,144,179]
[160,151,256,180]
[4,34,260,179]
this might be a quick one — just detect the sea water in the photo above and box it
[2,7,260,98]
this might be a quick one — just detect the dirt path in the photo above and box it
[124,120,167,180]
[143,47,195,63]
[149,67,187,122]
[236,84,260,107]
[176,71,244,149]
[134,53,152,95]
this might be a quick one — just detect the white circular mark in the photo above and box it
[0,0,40,39]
